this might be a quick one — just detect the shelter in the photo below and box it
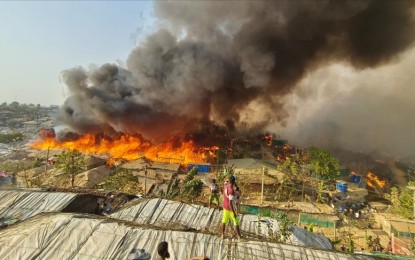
[84,155,107,170]
[111,198,333,250]
[74,165,112,188]
[0,212,375,260]
[0,189,77,221]
[226,158,284,184]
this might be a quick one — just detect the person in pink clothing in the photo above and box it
[221,176,242,240]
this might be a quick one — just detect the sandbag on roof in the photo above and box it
[0,213,374,260]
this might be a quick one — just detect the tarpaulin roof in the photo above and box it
[111,198,333,250]
[0,213,374,260]
[0,189,77,221]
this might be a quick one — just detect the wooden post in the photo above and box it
[334,221,336,240]
[261,166,265,204]
[44,146,50,175]
[144,164,147,197]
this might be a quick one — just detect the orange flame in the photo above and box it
[367,171,386,189]
[282,144,291,151]
[30,134,218,165]
[263,133,273,147]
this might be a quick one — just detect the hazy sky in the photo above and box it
[0,1,154,105]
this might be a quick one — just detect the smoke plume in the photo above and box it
[59,1,415,157]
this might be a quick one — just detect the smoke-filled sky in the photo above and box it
[2,1,415,161]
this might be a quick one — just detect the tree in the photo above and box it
[386,182,414,219]
[276,158,301,200]
[54,150,86,188]
[159,178,180,199]
[181,166,203,201]
[98,168,142,194]
[273,211,294,242]
[10,101,19,107]
[304,147,339,180]
[159,166,203,201]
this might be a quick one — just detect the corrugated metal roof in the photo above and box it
[110,198,332,250]
[0,213,375,260]
[0,189,77,221]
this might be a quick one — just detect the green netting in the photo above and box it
[391,225,415,238]
[240,205,259,215]
[240,205,336,227]
[239,205,298,222]
[299,213,335,228]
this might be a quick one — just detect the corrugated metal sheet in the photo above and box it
[0,213,375,260]
[0,189,77,221]
[110,198,332,250]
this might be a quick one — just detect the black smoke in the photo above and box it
[58,1,415,146]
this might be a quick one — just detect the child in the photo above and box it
[208,179,220,208]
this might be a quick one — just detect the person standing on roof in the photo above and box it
[221,176,242,240]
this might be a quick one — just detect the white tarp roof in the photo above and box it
[111,198,332,250]
[0,213,374,260]
[0,189,77,220]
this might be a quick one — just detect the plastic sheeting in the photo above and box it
[0,189,77,221]
[111,199,333,250]
[0,213,374,260]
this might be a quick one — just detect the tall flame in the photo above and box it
[30,134,218,165]
[367,171,386,189]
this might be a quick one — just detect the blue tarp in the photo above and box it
[187,164,211,173]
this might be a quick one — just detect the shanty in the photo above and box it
[2,0,415,259]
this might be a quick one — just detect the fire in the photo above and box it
[30,134,219,165]
[282,144,291,151]
[367,171,386,189]
[263,133,273,147]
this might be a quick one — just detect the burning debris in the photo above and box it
[54,1,415,147]
[367,171,387,190]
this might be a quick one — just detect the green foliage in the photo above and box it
[181,179,204,199]
[272,211,294,242]
[316,181,326,203]
[54,149,86,188]
[159,178,181,199]
[0,132,24,143]
[177,166,204,200]
[159,167,204,201]
[98,168,142,194]
[304,147,339,180]
[387,182,414,220]
[258,210,294,242]
[277,158,299,175]
[184,166,198,183]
